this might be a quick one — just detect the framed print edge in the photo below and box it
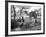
[5,1,45,36]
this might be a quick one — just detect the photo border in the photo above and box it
[5,1,45,36]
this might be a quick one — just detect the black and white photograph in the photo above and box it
[5,1,45,36]
[11,5,41,31]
